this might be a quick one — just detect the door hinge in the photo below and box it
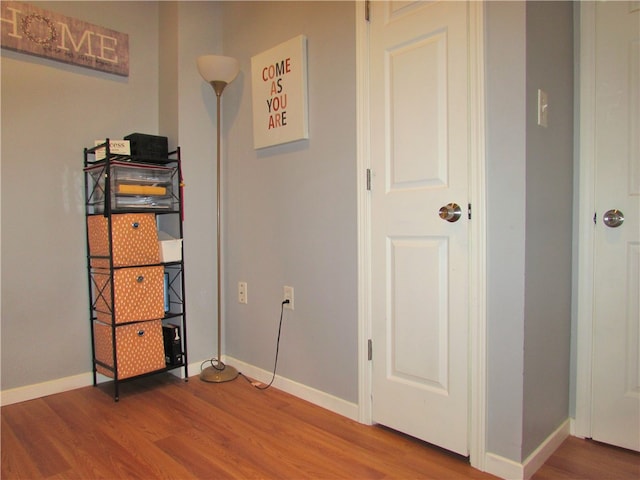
[365,0,370,22]
[468,203,472,220]
[366,168,372,191]
[368,339,372,361]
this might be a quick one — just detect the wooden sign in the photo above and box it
[251,35,308,149]
[1,1,129,76]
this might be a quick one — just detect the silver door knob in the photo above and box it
[439,203,462,223]
[603,209,624,228]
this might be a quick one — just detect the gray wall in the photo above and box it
[1,1,161,389]
[220,1,359,402]
[522,0,574,459]
[0,0,358,401]
[485,1,574,462]
[485,1,528,461]
[159,1,227,364]
[0,1,220,390]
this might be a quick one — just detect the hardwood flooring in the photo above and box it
[531,436,639,480]
[2,373,638,479]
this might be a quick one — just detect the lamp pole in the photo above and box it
[197,56,240,383]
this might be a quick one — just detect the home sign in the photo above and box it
[1,1,129,76]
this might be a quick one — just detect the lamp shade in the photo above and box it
[197,55,240,84]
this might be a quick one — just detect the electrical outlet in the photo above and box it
[238,281,248,304]
[283,285,294,310]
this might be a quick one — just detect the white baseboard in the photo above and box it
[2,359,359,426]
[484,419,570,480]
[0,362,199,407]
[225,356,359,421]
[485,452,525,480]
[522,419,570,479]
[1,372,93,406]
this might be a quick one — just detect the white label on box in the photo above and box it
[94,140,131,160]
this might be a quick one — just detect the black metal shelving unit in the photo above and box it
[83,140,188,401]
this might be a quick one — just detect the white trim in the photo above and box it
[1,357,358,414]
[522,420,570,479]
[1,363,197,407]
[0,356,355,417]
[355,0,373,426]
[1,372,93,406]
[226,356,359,421]
[355,0,487,466]
[484,452,525,480]
[574,0,596,440]
[569,417,587,438]
[468,0,488,470]
[484,420,570,480]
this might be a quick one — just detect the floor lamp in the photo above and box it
[197,55,240,383]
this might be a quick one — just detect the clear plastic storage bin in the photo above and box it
[85,161,177,213]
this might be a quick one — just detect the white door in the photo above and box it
[591,1,640,452]
[369,0,470,456]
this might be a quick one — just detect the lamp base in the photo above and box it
[199,363,239,383]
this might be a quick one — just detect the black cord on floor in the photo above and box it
[239,299,288,390]
[200,358,228,371]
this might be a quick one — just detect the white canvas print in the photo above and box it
[251,35,309,149]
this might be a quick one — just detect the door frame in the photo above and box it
[573,0,600,440]
[355,1,487,469]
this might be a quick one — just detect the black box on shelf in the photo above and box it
[163,324,183,366]
[124,133,169,163]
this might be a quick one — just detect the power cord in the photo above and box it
[200,358,229,372]
[239,299,289,390]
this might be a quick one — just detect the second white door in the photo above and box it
[591,0,640,453]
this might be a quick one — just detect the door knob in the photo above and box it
[603,209,624,228]
[439,203,462,223]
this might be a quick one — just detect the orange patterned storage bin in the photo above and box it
[88,213,160,267]
[93,266,165,324]
[94,319,165,379]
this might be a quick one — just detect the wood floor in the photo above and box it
[2,373,638,479]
